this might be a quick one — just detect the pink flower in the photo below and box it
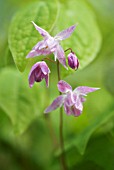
[68,52,79,70]
[28,61,50,88]
[44,80,100,116]
[26,21,77,69]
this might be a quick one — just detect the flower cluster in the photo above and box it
[26,21,99,116]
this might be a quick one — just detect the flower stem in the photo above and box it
[42,57,56,63]
[64,48,73,53]
[44,114,58,149]
[57,60,67,170]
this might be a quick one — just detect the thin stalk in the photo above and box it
[57,60,67,170]
[44,114,58,149]
[42,57,56,63]
[64,48,73,53]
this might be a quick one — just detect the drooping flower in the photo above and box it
[28,61,50,88]
[68,52,79,70]
[44,80,100,116]
[26,21,77,69]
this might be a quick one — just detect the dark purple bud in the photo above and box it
[28,61,50,88]
[68,52,79,70]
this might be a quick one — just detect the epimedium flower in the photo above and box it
[28,61,50,88]
[68,52,79,70]
[26,21,77,69]
[44,80,100,116]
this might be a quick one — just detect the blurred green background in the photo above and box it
[0,0,114,170]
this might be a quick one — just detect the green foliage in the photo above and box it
[0,68,47,135]
[0,0,114,170]
[64,107,114,155]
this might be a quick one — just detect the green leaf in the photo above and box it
[55,106,114,157]
[67,134,114,170]
[8,0,101,76]
[0,68,47,135]
[72,108,114,154]
[84,135,114,170]
[8,0,59,72]
[100,32,114,96]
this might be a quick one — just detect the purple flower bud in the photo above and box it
[28,61,50,88]
[68,52,79,70]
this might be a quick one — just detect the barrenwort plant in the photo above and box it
[26,21,100,170]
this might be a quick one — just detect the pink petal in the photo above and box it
[39,61,50,87]
[26,50,39,58]
[64,104,72,115]
[33,40,46,50]
[44,95,65,113]
[64,92,74,106]
[31,21,50,38]
[57,80,72,93]
[55,24,77,40]
[75,86,100,95]
[81,97,86,103]
[29,71,35,88]
[28,62,40,88]
[75,95,83,111]
[40,61,50,75]
[26,46,51,58]
[54,45,67,69]
[71,105,82,117]
[45,74,49,87]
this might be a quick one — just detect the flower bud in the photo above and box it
[68,52,79,70]
[28,61,50,88]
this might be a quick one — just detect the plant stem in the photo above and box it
[64,48,73,53]
[44,114,58,149]
[42,57,56,63]
[57,60,67,170]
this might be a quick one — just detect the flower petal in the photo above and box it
[28,71,35,88]
[28,62,40,87]
[64,103,72,115]
[26,40,50,58]
[75,95,83,111]
[26,46,51,58]
[33,40,46,50]
[74,86,100,95]
[40,61,50,75]
[64,92,74,106]
[39,61,50,87]
[44,95,65,113]
[57,80,72,93]
[55,24,77,41]
[31,21,50,38]
[71,105,82,117]
[26,49,39,58]
[54,45,67,69]
[81,97,86,103]
[44,74,49,87]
